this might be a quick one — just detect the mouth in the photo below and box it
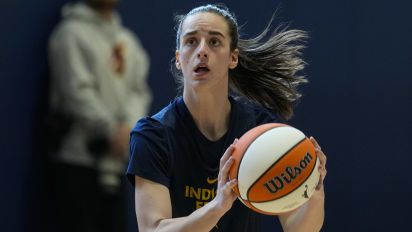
[193,64,210,75]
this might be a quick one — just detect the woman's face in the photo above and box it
[176,12,238,93]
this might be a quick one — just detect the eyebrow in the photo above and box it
[183,30,226,38]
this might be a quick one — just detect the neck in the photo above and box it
[183,89,231,141]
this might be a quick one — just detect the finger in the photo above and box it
[317,149,327,166]
[219,157,234,183]
[316,174,324,190]
[226,178,238,191]
[220,139,238,169]
[310,136,322,150]
[317,155,327,171]
[321,153,327,166]
[220,145,234,169]
[316,174,326,190]
[318,166,327,176]
[316,168,327,190]
[222,157,234,175]
[224,179,238,198]
[233,138,239,145]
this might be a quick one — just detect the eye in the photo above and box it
[210,38,221,47]
[185,38,197,46]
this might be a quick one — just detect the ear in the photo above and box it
[175,50,181,70]
[229,48,239,69]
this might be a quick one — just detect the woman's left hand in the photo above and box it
[310,136,327,190]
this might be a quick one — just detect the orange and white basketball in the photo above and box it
[229,123,320,215]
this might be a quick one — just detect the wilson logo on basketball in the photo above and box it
[246,138,317,203]
[263,152,313,194]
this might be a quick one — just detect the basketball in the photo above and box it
[229,123,320,215]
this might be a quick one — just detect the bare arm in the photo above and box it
[134,140,238,232]
[278,137,327,232]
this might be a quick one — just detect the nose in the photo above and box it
[197,40,208,59]
[197,52,208,58]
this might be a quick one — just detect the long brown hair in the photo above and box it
[171,4,308,120]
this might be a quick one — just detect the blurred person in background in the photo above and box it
[48,0,151,231]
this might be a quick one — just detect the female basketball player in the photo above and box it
[127,4,327,232]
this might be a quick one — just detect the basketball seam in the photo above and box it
[251,153,319,204]
[236,124,287,198]
[246,137,313,203]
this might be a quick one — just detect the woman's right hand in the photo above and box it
[134,138,240,232]
[210,139,239,215]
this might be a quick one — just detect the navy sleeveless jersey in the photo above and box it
[127,96,283,232]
